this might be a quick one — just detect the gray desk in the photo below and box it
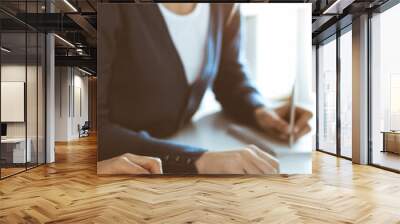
[1,138,31,164]
[165,112,312,174]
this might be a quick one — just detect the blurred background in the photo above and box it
[194,4,313,121]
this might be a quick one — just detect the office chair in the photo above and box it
[79,121,90,138]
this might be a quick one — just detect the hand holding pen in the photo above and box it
[254,105,313,144]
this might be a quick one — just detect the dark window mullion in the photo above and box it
[367,11,373,165]
[336,29,342,157]
[0,24,2,179]
[316,45,320,150]
[24,0,28,171]
[36,0,39,168]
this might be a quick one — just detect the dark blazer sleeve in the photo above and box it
[97,7,206,174]
[98,122,206,174]
[213,5,265,126]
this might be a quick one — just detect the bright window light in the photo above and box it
[63,0,78,12]
[54,34,75,48]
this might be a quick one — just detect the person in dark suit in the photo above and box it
[97,3,312,175]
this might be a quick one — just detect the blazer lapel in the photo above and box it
[195,4,219,84]
[139,4,221,126]
[143,4,189,88]
[146,3,218,86]
[178,4,223,125]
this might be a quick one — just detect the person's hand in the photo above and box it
[97,153,163,175]
[195,145,279,174]
[254,105,312,142]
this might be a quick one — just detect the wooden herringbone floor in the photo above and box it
[1,135,400,224]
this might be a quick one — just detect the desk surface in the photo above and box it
[165,112,312,174]
[381,131,400,134]
[1,138,26,144]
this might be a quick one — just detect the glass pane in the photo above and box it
[340,29,352,158]
[371,3,400,171]
[38,32,45,165]
[1,31,28,177]
[318,37,337,154]
[27,31,38,169]
[26,0,40,170]
[0,1,46,178]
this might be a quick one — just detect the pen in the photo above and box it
[288,87,296,148]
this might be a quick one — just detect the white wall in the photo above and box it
[1,65,39,138]
[71,73,89,138]
[55,67,89,141]
[55,67,70,141]
[1,63,46,163]
[1,65,27,141]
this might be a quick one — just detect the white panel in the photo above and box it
[352,14,369,164]
[46,21,56,162]
[73,86,82,137]
[1,82,25,122]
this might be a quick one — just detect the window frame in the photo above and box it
[0,0,48,180]
[315,24,352,161]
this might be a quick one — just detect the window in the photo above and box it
[317,37,337,155]
[339,29,352,158]
[316,25,353,159]
[390,74,400,130]
[0,1,47,179]
[370,2,400,171]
